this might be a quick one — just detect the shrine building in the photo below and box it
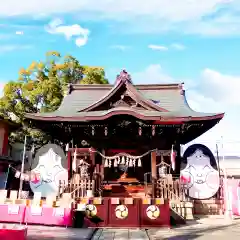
[25,70,224,200]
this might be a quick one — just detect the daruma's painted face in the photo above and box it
[180,149,220,199]
[30,148,68,198]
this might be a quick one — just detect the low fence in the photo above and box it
[58,179,95,199]
[75,197,170,228]
[156,175,187,202]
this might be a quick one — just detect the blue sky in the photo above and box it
[1,0,240,154]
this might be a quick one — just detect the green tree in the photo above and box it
[0,51,109,146]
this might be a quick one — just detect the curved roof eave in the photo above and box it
[25,111,224,123]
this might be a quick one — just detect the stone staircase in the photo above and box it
[170,201,194,225]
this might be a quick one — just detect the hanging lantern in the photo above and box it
[121,156,125,165]
[152,125,155,136]
[108,159,112,167]
[104,159,108,167]
[104,127,108,136]
[129,158,133,167]
[114,158,118,167]
[138,127,142,136]
[92,126,95,136]
[138,158,142,167]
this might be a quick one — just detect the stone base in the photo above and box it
[171,201,194,220]
[172,199,224,220]
[193,199,224,215]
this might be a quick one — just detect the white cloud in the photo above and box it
[1,0,239,36]
[15,31,24,35]
[149,43,186,51]
[45,18,90,47]
[200,69,240,105]
[0,44,33,53]
[171,43,185,50]
[132,64,240,155]
[148,45,168,51]
[110,45,129,51]
[132,64,174,83]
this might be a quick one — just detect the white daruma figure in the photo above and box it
[30,147,68,198]
[180,144,220,200]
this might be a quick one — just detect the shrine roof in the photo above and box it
[25,70,224,123]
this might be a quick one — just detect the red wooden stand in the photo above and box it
[0,226,27,240]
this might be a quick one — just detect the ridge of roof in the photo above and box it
[70,83,183,91]
[79,70,170,112]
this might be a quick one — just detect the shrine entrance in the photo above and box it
[101,149,153,198]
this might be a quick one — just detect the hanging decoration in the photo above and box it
[152,125,155,136]
[121,156,125,165]
[114,158,118,167]
[104,127,108,136]
[11,165,33,183]
[125,157,129,166]
[138,127,142,136]
[65,143,69,152]
[132,159,136,167]
[129,158,133,167]
[138,158,142,167]
[15,171,21,179]
[104,159,109,167]
[89,148,157,168]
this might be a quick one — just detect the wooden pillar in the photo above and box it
[151,150,157,198]
[90,149,95,166]
[100,149,105,180]
[175,143,181,176]
[67,150,72,180]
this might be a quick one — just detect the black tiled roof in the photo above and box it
[25,83,223,121]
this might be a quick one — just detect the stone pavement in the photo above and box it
[92,228,150,240]
[2,224,95,240]
[92,216,240,239]
[26,225,96,240]
[4,216,240,239]
[147,216,240,239]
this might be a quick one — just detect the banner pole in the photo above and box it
[19,135,27,196]
[4,164,10,189]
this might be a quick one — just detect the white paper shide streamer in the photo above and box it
[99,149,154,168]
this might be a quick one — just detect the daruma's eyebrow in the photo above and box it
[187,165,196,170]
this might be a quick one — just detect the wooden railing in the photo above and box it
[156,175,189,202]
[156,175,224,202]
[58,179,95,199]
